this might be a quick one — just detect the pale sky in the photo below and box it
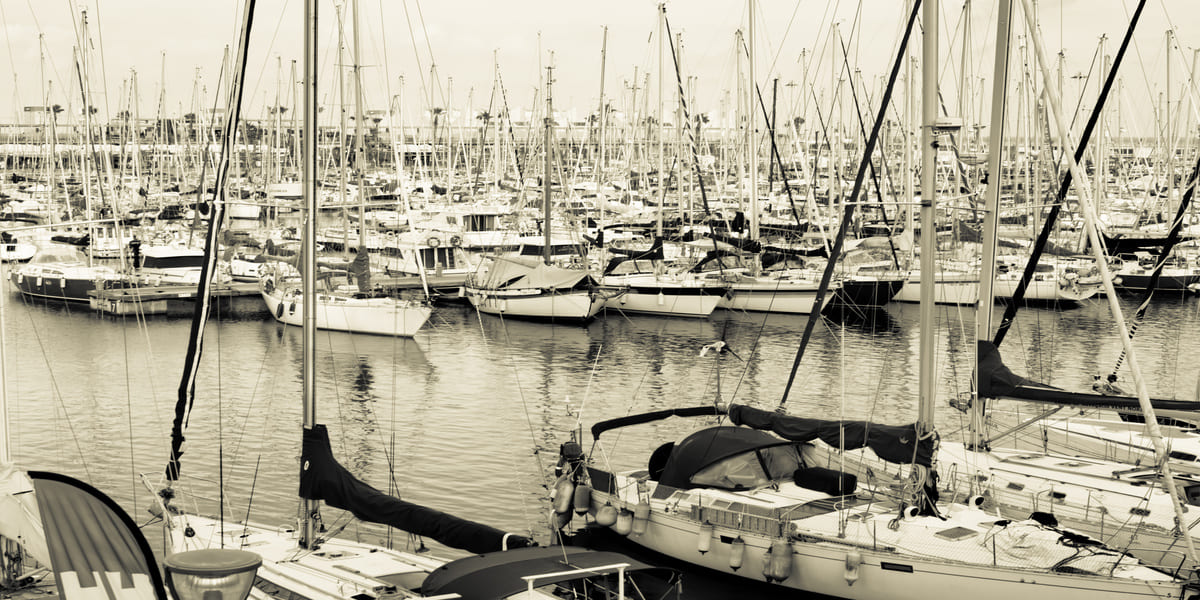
[1,0,1198,138]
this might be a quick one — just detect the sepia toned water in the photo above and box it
[5,280,1199,597]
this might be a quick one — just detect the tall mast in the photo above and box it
[1165,29,1173,209]
[595,27,608,240]
[335,5,349,261]
[917,0,938,431]
[1095,39,1108,207]
[543,65,554,264]
[353,0,367,255]
[747,0,758,242]
[300,0,319,548]
[976,0,1014,451]
[656,3,665,238]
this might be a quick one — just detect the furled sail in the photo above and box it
[977,340,1200,412]
[728,403,934,467]
[299,425,534,555]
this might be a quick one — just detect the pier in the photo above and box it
[88,281,266,316]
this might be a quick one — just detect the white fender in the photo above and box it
[844,550,862,586]
[729,537,745,571]
[614,508,633,536]
[595,504,618,527]
[552,477,575,515]
[697,522,713,554]
[572,484,591,516]
[631,502,650,535]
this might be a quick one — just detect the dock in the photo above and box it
[89,281,268,316]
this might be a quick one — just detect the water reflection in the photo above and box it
[6,291,1200,578]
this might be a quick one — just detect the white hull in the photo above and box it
[263,285,431,337]
[583,471,1185,600]
[893,273,979,304]
[718,278,831,314]
[228,202,262,219]
[464,286,605,322]
[993,276,1102,302]
[601,274,725,318]
[895,273,1101,304]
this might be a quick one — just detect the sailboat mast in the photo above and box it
[595,27,608,237]
[975,0,1015,451]
[917,0,938,431]
[543,65,553,264]
[747,0,758,242]
[656,3,665,239]
[301,0,319,547]
[353,0,367,255]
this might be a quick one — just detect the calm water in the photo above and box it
[5,281,1199,597]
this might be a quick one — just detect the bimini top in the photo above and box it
[420,546,666,600]
[657,426,797,490]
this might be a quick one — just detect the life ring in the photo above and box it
[263,275,275,294]
[426,236,441,248]
[449,235,463,247]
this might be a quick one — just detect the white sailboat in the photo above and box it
[463,66,607,323]
[549,2,1200,598]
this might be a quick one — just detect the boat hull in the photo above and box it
[601,278,727,318]
[263,285,431,336]
[464,286,605,323]
[580,469,1186,600]
[10,264,118,303]
[718,279,831,314]
[831,276,905,308]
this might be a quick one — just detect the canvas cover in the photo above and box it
[728,404,934,467]
[657,426,794,489]
[299,425,534,555]
[421,547,662,600]
[472,256,594,291]
[977,340,1200,412]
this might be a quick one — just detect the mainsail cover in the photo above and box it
[29,471,167,600]
[728,404,934,467]
[977,340,1200,412]
[299,425,534,555]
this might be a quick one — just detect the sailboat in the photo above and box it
[463,66,608,323]
[549,2,1200,598]
[153,3,682,600]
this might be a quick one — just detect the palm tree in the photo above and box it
[430,107,445,144]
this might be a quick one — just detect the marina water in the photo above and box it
[5,282,1199,597]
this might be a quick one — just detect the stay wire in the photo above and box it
[779,0,922,410]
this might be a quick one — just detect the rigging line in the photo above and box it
[779,0,921,411]
[398,0,429,119]
[836,32,901,264]
[761,0,803,86]
[993,0,1148,349]
[165,0,256,483]
[15,300,93,482]
[1106,151,1200,380]
[122,307,137,515]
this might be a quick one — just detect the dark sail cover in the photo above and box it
[977,340,1200,412]
[728,404,933,467]
[299,425,534,555]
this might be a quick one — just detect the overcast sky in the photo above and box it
[2,0,1198,137]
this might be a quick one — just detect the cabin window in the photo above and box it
[690,445,802,489]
